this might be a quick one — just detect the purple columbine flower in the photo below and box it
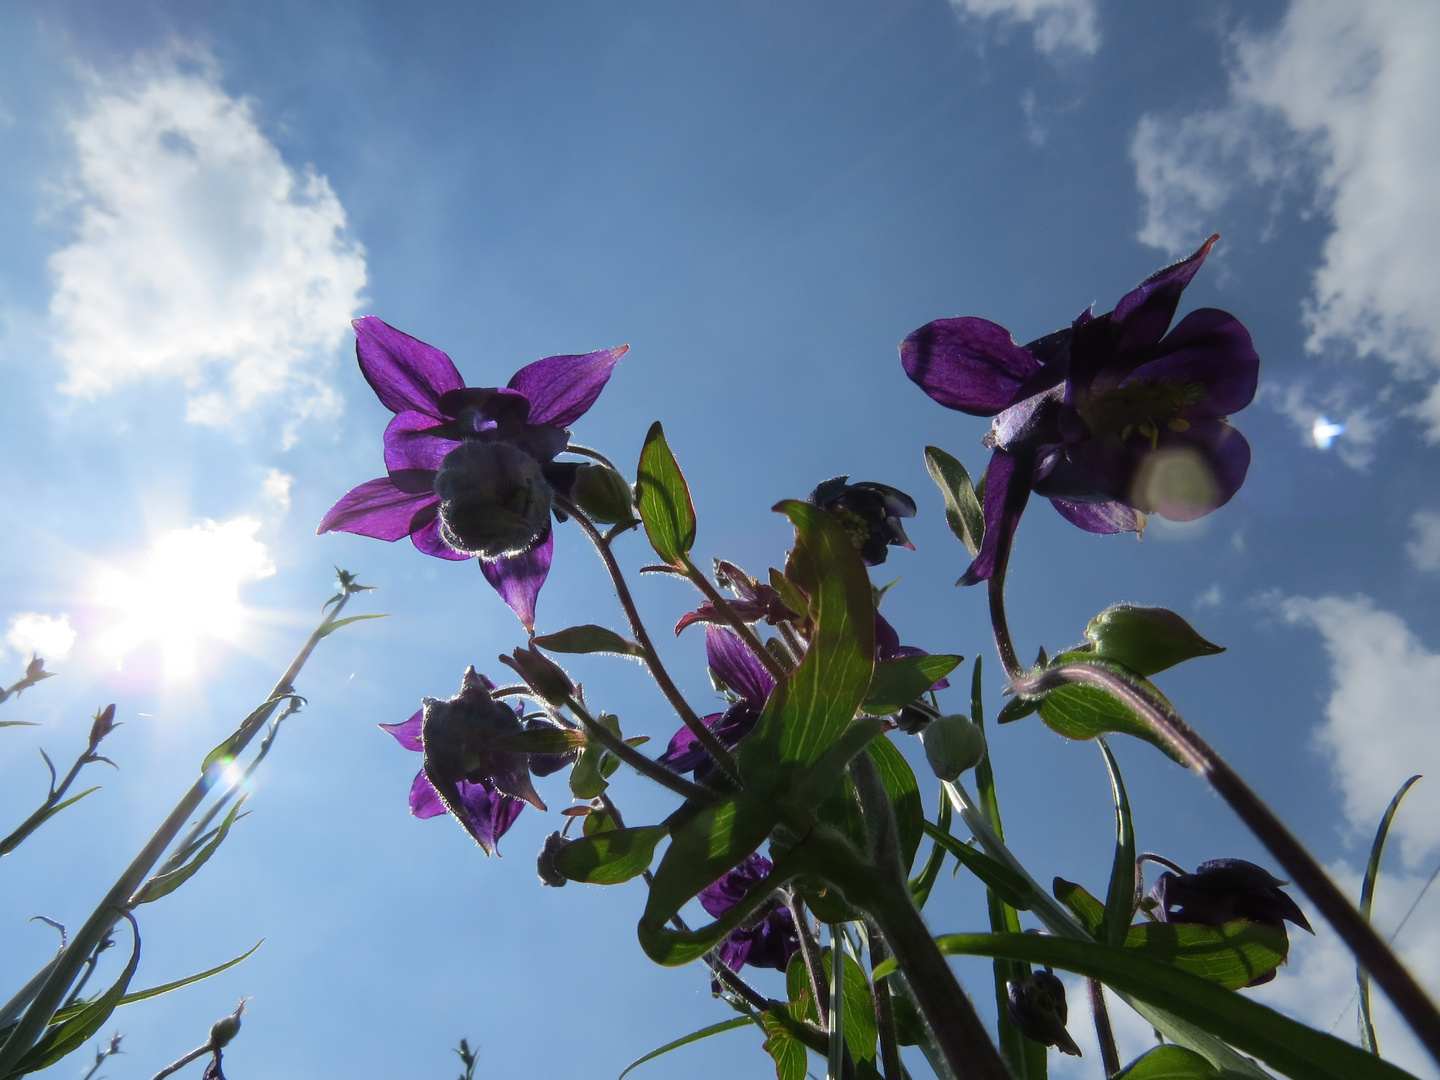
[1148,858,1311,986]
[658,626,776,782]
[697,853,800,975]
[675,561,798,635]
[809,477,917,566]
[901,236,1259,584]
[318,317,626,631]
[380,666,559,855]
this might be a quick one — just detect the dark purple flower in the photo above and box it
[698,853,799,975]
[318,317,626,631]
[808,477,917,566]
[658,626,776,782]
[902,236,1259,584]
[1007,969,1082,1056]
[1148,857,1312,985]
[674,561,797,635]
[380,666,552,855]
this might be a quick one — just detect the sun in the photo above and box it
[94,517,275,679]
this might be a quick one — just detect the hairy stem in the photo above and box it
[1089,978,1120,1077]
[680,556,790,685]
[561,696,712,803]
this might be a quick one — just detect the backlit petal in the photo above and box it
[354,316,464,416]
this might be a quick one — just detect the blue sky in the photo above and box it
[2,1,1439,1077]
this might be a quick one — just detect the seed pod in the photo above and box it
[920,714,986,781]
[571,463,636,525]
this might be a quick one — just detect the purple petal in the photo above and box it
[1130,308,1260,417]
[507,345,628,428]
[317,478,439,541]
[901,317,1042,416]
[704,626,776,706]
[479,529,553,633]
[657,715,713,774]
[455,781,526,853]
[1070,418,1251,521]
[1111,235,1218,357]
[381,709,424,752]
[354,316,464,416]
[409,515,473,561]
[1049,497,1145,535]
[408,769,447,818]
[437,386,533,430]
[959,450,1031,586]
[384,411,456,473]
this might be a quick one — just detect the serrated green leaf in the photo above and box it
[924,446,985,556]
[860,654,962,716]
[1037,675,1185,764]
[867,735,923,872]
[133,796,247,905]
[617,1017,751,1079]
[532,624,644,659]
[1117,1045,1224,1079]
[929,933,1414,1080]
[1085,605,1224,676]
[553,825,668,885]
[920,821,1034,910]
[315,612,389,639]
[635,421,696,566]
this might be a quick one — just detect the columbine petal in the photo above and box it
[408,770,447,818]
[507,345,628,428]
[383,410,456,473]
[354,316,464,416]
[317,478,439,541]
[1129,308,1260,417]
[960,450,1031,586]
[705,626,775,706]
[479,529,554,633]
[453,780,526,854]
[381,709,424,752]
[409,515,472,561]
[1049,498,1145,535]
[1111,235,1218,358]
[901,317,1043,416]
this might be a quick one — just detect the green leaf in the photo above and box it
[1037,675,1184,764]
[0,721,39,729]
[635,421,697,566]
[760,1011,809,1080]
[768,569,810,628]
[799,718,882,810]
[860,654,962,716]
[1125,921,1288,991]
[1085,605,1224,676]
[1052,878,1106,938]
[920,820,1034,910]
[785,948,878,1062]
[638,793,778,965]
[924,446,985,556]
[997,696,1040,724]
[909,790,951,910]
[928,933,1417,1080]
[49,941,264,1027]
[553,825,668,885]
[866,735,923,872]
[1099,739,1137,948]
[617,1017,751,1079]
[315,612,389,639]
[739,501,875,793]
[532,624,644,659]
[571,714,622,799]
[1359,774,1422,1054]
[1117,1045,1224,1079]
[133,796,247,905]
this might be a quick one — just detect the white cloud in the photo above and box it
[1409,512,1440,571]
[50,48,366,434]
[1277,594,1440,867]
[949,0,1099,55]
[1132,0,1440,436]
[262,467,293,515]
[1260,381,1381,469]
[5,612,77,662]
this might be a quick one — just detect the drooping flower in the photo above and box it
[318,317,626,631]
[658,626,775,782]
[380,666,560,855]
[674,561,797,636]
[901,236,1259,584]
[697,853,800,975]
[808,477,917,566]
[1147,858,1311,985]
[1007,969,1082,1056]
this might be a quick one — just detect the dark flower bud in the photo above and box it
[537,831,571,887]
[1007,969,1081,1056]
[422,667,545,811]
[209,1007,242,1049]
[87,704,119,753]
[920,714,986,780]
[571,463,636,525]
[499,645,575,707]
[808,477,917,566]
[24,657,51,684]
[433,440,554,559]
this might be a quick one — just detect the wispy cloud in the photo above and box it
[1408,512,1440,572]
[948,0,1099,55]
[1131,0,1440,438]
[49,47,366,437]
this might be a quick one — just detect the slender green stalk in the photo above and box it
[560,695,712,803]
[1089,978,1120,1077]
[1359,775,1423,1054]
[867,920,905,1080]
[828,925,848,1080]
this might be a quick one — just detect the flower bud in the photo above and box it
[499,645,575,707]
[1007,969,1081,1056]
[433,440,553,559]
[209,1008,242,1049]
[571,463,636,525]
[920,714,986,781]
[87,704,118,753]
[537,831,571,887]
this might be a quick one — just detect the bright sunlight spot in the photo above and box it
[94,517,275,679]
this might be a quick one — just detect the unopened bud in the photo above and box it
[920,714,986,781]
[499,646,575,706]
[209,1009,242,1049]
[87,704,118,752]
[537,831,571,887]
[571,463,636,525]
[1007,969,1080,1056]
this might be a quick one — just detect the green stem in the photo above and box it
[679,556,790,685]
[561,696,711,803]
